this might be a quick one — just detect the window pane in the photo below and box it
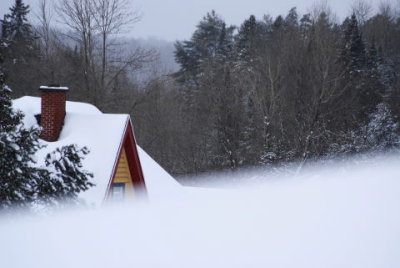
[112,183,125,201]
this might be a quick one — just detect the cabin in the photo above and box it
[12,86,180,205]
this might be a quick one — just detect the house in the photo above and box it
[12,86,180,206]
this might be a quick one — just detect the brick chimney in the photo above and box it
[39,85,69,142]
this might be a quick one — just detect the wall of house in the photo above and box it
[113,148,134,198]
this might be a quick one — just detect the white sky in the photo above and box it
[0,0,398,41]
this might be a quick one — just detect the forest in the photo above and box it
[2,0,400,175]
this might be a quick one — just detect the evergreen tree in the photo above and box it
[236,15,258,62]
[240,93,263,164]
[332,103,400,154]
[174,10,235,85]
[341,14,366,77]
[1,0,36,62]
[40,145,94,205]
[299,14,312,40]
[362,43,385,113]
[1,0,38,97]
[0,42,93,211]
[234,15,269,165]
[361,103,400,150]
[1,0,33,42]
[0,41,38,210]
[273,15,284,30]
[235,15,269,65]
[284,7,299,29]
[339,14,383,123]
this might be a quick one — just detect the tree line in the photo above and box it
[2,0,400,176]
[170,4,400,173]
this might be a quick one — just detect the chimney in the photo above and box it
[39,85,69,142]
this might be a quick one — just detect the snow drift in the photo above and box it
[0,153,399,268]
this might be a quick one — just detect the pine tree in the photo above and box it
[361,103,400,150]
[234,15,268,165]
[1,0,36,61]
[339,14,383,123]
[333,103,400,154]
[1,0,33,42]
[341,14,366,78]
[40,145,94,205]
[300,14,312,38]
[236,15,258,62]
[273,15,284,30]
[174,10,235,85]
[174,11,246,170]
[0,40,39,209]
[362,43,384,114]
[0,0,38,97]
[0,42,93,211]
[240,93,263,164]
[284,7,299,29]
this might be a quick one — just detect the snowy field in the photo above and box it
[1,153,400,268]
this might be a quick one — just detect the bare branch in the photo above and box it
[351,0,373,25]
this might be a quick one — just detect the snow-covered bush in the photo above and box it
[328,103,400,156]
[43,145,94,204]
[360,103,400,150]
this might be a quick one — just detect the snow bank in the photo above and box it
[137,146,181,200]
[0,153,399,268]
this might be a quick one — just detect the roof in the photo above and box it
[12,96,181,205]
[39,86,69,91]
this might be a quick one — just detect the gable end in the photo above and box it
[105,118,146,202]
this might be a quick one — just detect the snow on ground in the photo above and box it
[179,152,400,188]
[1,153,399,268]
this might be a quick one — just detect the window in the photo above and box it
[111,183,125,201]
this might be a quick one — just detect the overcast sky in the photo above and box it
[0,0,397,41]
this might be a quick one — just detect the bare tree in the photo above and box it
[57,0,153,106]
[34,0,54,59]
[379,1,395,18]
[308,0,337,23]
[351,0,373,25]
[91,0,141,89]
[57,0,96,101]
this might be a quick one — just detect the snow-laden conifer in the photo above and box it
[0,42,93,211]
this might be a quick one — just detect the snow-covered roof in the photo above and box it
[39,86,69,91]
[12,96,180,205]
